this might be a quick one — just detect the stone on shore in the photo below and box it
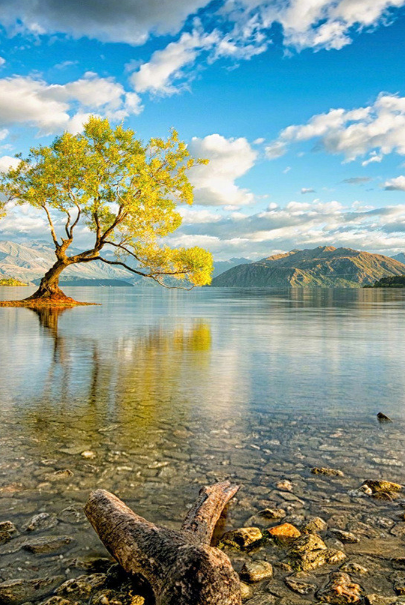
[267,523,301,539]
[240,560,273,582]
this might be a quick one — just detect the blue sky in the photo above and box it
[0,0,405,259]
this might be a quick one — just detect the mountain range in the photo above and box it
[211,246,405,288]
[0,241,250,286]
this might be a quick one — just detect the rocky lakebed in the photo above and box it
[1,409,405,605]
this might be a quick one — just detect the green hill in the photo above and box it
[211,246,405,288]
[367,275,405,288]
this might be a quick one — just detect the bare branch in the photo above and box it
[41,204,60,248]
[69,204,81,237]
[96,256,150,278]
[104,240,142,262]
[63,209,71,239]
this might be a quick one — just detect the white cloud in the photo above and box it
[188,134,257,207]
[266,93,405,163]
[170,199,405,258]
[384,176,405,191]
[0,73,143,136]
[362,152,383,166]
[0,156,21,172]
[0,57,5,67]
[0,1,403,97]
[301,187,315,194]
[131,29,218,94]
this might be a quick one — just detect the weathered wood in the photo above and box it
[85,481,241,605]
[181,481,240,544]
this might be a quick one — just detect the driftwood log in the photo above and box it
[85,481,242,605]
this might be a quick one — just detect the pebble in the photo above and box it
[330,529,360,543]
[220,527,262,549]
[258,508,286,520]
[317,572,362,604]
[23,513,58,533]
[240,560,273,582]
[311,468,344,477]
[267,523,301,539]
[284,576,316,595]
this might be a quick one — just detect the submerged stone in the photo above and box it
[0,576,64,605]
[0,521,19,545]
[284,576,316,595]
[23,535,74,554]
[311,467,344,477]
[220,527,263,549]
[362,480,403,494]
[23,513,58,533]
[317,572,362,604]
[330,529,360,543]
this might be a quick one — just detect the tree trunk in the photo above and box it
[85,481,242,605]
[24,260,75,303]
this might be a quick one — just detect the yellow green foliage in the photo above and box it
[0,117,213,287]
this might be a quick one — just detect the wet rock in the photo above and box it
[0,576,64,605]
[311,468,344,477]
[245,596,276,605]
[68,556,113,572]
[276,480,293,492]
[81,451,96,459]
[391,524,405,538]
[362,480,403,494]
[240,560,273,582]
[40,598,77,605]
[284,576,316,595]
[289,534,346,571]
[377,412,392,423]
[341,562,368,575]
[392,572,405,595]
[267,523,301,539]
[23,513,58,533]
[330,529,360,543]
[258,508,286,520]
[43,470,74,482]
[366,595,400,605]
[23,535,74,554]
[57,506,85,524]
[372,458,403,468]
[220,527,262,549]
[317,572,362,604]
[240,582,254,600]
[56,574,108,598]
[0,521,19,545]
[302,516,328,534]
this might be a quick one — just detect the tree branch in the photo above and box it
[41,204,60,248]
[69,204,81,237]
[96,256,150,278]
[181,482,240,545]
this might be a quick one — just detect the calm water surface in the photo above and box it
[1,286,405,583]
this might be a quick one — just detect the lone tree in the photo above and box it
[0,117,213,305]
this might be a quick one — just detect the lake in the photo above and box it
[1,286,405,599]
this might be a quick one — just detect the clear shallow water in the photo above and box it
[1,286,405,589]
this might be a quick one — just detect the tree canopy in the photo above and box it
[0,117,213,299]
